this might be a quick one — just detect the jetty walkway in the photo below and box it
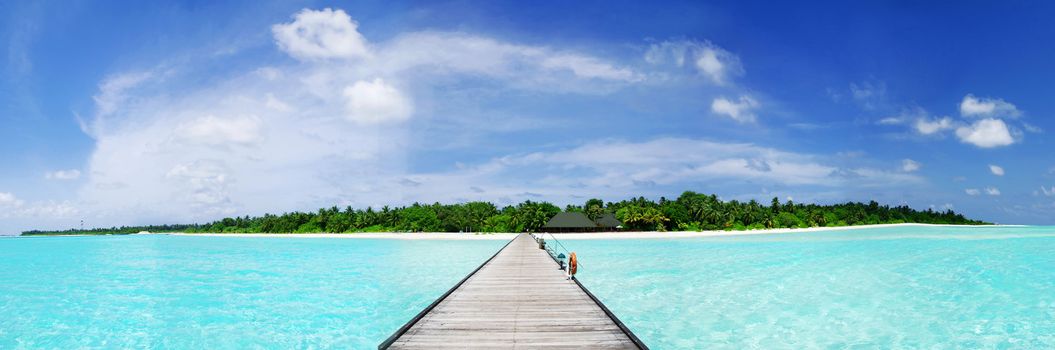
[380,233,646,349]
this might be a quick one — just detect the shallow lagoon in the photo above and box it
[563,226,1055,349]
[0,235,505,349]
[3,227,1054,349]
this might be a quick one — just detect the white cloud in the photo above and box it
[342,78,414,124]
[61,8,650,227]
[879,108,959,136]
[965,188,981,196]
[1022,122,1043,133]
[695,49,729,84]
[174,115,263,146]
[1040,186,1054,197]
[914,116,955,135]
[490,138,921,188]
[960,94,1020,118]
[711,95,759,123]
[877,117,905,125]
[849,81,886,110]
[17,201,79,218]
[334,137,924,212]
[989,164,1004,176]
[901,159,921,172]
[985,187,1001,196]
[93,71,154,117]
[0,192,24,207]
[955,118,1015,148]
[0,192,79,220]
[272,8,370,60]
[645,40,742,85]
[44,169,82,180]
[264,93,292,112]
[164,160,235,214]
[379,32,641,87]
[541,54,642,81]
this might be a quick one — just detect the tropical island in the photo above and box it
[21,191,988,236]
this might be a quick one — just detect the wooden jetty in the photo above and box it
[380,233,647,349]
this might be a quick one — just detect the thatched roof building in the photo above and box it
[542,212,598,232]
[593,213,622,229]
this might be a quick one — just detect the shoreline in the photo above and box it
[162,223,1010,240]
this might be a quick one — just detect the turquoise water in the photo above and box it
[0,235,506,349]
[5,228,1054,349]
[562,226,1055,349]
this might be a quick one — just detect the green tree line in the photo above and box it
[21,191,988,235]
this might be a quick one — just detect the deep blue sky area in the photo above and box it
[2,0,1054,232]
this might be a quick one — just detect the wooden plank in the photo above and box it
[381,233,644,349]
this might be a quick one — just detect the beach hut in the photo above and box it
[593,213,622,230]
[543,212,598,232]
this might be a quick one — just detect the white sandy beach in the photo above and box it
[169,232,520,240]
[169,223,1003,240]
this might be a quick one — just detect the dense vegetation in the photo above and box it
[21,191,988,235]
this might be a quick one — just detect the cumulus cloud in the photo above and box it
[342,78,413,124]
[644,40,742,85]
[985,187,1001,196]
[272,8,371,60]
[879,98,1031,150]
[965,188,981,196]
[955,118,1015,148]
[44,169,82,180]
[960,94,1020,118]
[711,95,759,123]
[901,159,921,172]
[989,164,1004,176]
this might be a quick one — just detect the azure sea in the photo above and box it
[0,235,506,349]
[561,225,1055,349]
[3,227,1054,349]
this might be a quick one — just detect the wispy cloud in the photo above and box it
[901,159,921,172]
[985,187,1001,196]
[58,8,672,225]
[1039,186,1054,197]
[644,39,743,85]
[44,169,81,180]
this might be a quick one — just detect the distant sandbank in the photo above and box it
[166,223,1005,240]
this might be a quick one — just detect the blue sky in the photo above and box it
[2,0,1054,233]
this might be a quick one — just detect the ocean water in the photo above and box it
[0,235,506,349]
[561,226,1055,349]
